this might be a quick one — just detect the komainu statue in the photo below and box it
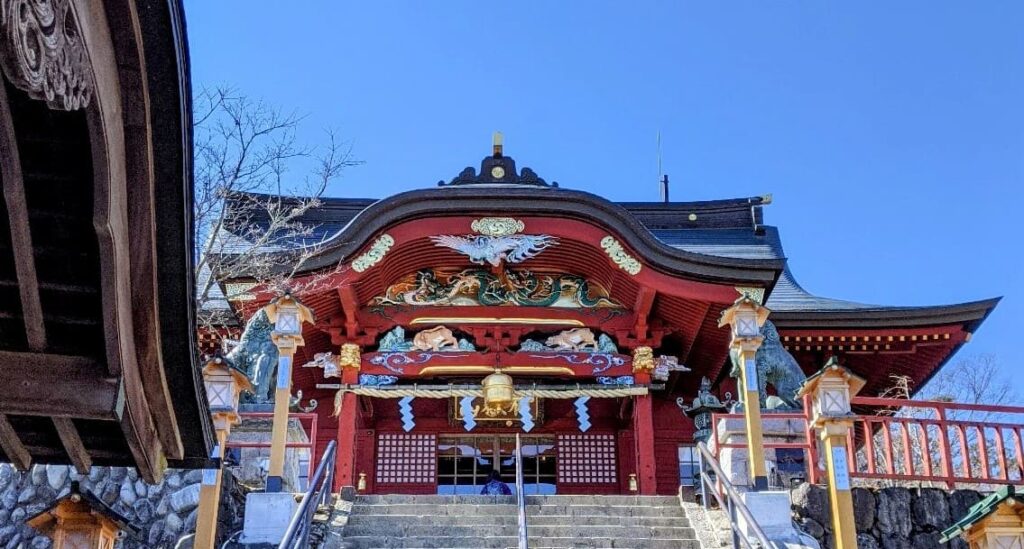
[731,320,806,410]
[226,310,278,403]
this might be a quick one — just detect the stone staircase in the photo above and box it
[321,494,705,548]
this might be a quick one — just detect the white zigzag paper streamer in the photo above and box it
[575,396,591,432]
[460,396,476,431]
[519,396,535,432]
[399,396,415,432]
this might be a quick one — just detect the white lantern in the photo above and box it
[797,357,866,427]
[719,294,770,340]
[263,292,314,342]
[202,357,252,415]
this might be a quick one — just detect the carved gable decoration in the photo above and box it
[370,268,621,309]
[0,0,93,110]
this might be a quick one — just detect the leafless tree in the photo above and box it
[192,86,360,327]
[856,354,1021,488]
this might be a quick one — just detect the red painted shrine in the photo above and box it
[206,146,998,497]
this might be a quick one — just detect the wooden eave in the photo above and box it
[0,0,212,479]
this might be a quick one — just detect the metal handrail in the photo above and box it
[515,433,528,549]
[696,442,775,549]
[278,440,338,549]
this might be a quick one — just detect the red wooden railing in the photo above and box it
[846,396,1024,488]
[710,396,1024,489]
[226,412,320,480]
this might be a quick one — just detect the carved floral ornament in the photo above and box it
[0,0,93,110]
[351,233,394,272]
[470,217,525,237]
[600,236,642,275]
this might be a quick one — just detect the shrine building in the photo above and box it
[208,143,998,497]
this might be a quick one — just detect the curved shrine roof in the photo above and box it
[216,152,998,331]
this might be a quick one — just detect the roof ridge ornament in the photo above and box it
[438,134,558,187]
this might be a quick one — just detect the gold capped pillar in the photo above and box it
[797,357,866,549]
[262,293,314,492]
[718,293,770,490]
[194,356,253,549]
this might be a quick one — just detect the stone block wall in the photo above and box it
[0,464,247,548]
[791,483,982,549]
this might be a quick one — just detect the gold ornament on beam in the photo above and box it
[351,234,394,273]
[470,217,526,237]
[632,346,655,373]
[600,236,642,275]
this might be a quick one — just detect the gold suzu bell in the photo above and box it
[482,368,514,412]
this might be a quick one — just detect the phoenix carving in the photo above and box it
[429,234,557,266]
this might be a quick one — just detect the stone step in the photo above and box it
[341,535,703,549]
[346,514,690,528]
[353,494,681,506]
[351,503,687,518]
[342,523,697,539]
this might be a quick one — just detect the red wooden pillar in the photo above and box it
[633,372,657,495]
[335,365,359,492]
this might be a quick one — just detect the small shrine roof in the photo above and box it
[940,485,1024,543]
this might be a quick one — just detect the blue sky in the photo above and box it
[186,2,1023,392]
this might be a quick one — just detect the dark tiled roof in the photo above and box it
[218,193,997,323]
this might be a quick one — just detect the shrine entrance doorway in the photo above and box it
[436,435,557,495]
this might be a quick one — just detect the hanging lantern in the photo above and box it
[482,369,514,412]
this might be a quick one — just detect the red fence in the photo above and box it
[711,396,1024,489]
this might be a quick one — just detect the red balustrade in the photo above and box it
[709,396,1024,489]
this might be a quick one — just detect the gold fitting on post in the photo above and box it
[628,473,638,492]
[357,472,367,492]
[632,347,654,373]
[339,343,361,370]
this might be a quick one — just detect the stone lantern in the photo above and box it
[26,482,136,549]
[679,377,728,443]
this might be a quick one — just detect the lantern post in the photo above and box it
[262,292,314,492]
[194,356,253,549]
[718,293,770,490]
[796,357,866,549]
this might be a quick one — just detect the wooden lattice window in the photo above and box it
[557,433,617,484]
[376,433,436,484]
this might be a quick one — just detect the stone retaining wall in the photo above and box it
[0,464,246,548]
[791,483,982,549]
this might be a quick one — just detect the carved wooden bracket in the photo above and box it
[0,0,93,110]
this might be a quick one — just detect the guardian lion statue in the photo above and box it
[731,320,806,410]
[226,310,278,403]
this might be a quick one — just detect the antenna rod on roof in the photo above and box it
[657,131,669,202]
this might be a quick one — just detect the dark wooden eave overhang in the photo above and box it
[0,0,212,479]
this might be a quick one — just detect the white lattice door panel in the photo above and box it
[376,433,436,484]
[557,433,617,484]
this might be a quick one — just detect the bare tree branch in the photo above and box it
[193,86,361,330]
